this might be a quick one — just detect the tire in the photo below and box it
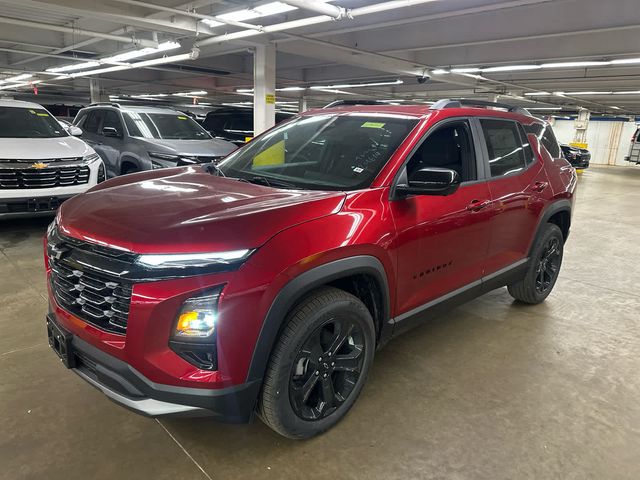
[258,286,376,439]
[508,223,564,304]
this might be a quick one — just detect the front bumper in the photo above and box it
[47,315,260,421]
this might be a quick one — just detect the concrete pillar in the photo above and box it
[298,96,308,113]
[572,108,590,147]
[89,79,109,103]
[253,44,276,135]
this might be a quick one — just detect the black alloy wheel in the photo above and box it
[289,318,365,421]
[535,236,561,294]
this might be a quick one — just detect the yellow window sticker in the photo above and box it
[36,112,50,117]
[253,140,285,166]
[177,115,187,120]
[29,110,36,114]
[361,122,385,129]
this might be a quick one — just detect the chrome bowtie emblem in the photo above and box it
[49,244,69,261]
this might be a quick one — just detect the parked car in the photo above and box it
[45,99,576,439]
[0,99,104,218]
[73,104,236,178]
[560,144,590,169]
[201,107,294,145]
[624,127,640,164]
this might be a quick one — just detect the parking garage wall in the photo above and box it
[554,119,638,166]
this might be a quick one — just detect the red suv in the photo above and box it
[45,99,576,438]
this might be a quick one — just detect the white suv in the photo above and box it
[0,99,104,218]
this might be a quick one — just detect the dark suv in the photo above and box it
[73,104,235,177]
[202,107,294,145]
[45,99,576,439]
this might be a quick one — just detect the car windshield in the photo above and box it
[123,111,211,140]
[0,106,68,138]
[218,113,419,190]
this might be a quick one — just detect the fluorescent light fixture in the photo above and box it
[0,79,41,90]
[610,57,640,65]
[541,61,609,68]
[61,52,195,79]
[431,69,449,74]
[312,88,358,95]
[528,107,562,111]
[172,90,207,96]
[310,80,403,89]
[202,1,333,27]
[564,91,613,95]
[137,249,252,268]
[482,65,542,73]
[451,68,482,73]
[46,61,100,73]
[236,88,254,93]
[0,73,33,84]
[102,41,180,63]
[524,92,551,96]
[610,106,621,110]
[553,92,566,96]
[278,86,305,91]
[613,90,640,94]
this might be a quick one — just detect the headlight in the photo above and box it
[83,153,101,163]
[136,250,253,268]
[148,151,179,161]
[173,288,222,339]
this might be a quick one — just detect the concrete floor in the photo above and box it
[1,166,639,480]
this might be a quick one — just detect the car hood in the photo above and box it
[0,135,93,159]
[58,166,346,254]
[147,138,237,157]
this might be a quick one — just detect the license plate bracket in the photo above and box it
[46,316,76,368]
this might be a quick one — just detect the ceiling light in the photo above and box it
[236,88,254,93]
[312,88,358,95]
[610,57,640,65]
[610,106,621,110]
[310,80,403,89]
[564,91,613,95]
[481,65,542,73]
[172,90,207,96]
[524,92,550,96]
[60,52,195,79]
[0,79,41,90]
[431,69,449,74]
[451,68,482,73]
[278,86,306,91]
[553,92,566,96]
[541,61,609,68]
[613,90,640,94]
[102,41,181,64]
[202,1,333,27]
[46,61,100,73]
[0,73,33,84]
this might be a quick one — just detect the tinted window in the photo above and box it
[102,110,123,133]
[220,114,418,190]
[407,121,476,182]
[0,107,68,138]
[83,110,102,134]
[541,126,561,158]
[74,112,87,127]
[224,115,253,134]
[481,119,526,177]
[517,123,535,165]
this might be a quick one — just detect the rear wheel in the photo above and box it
[508,223,564,304]
[258,287,375,439]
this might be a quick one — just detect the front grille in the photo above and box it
[50,261,132,334]
[0,163,90,189]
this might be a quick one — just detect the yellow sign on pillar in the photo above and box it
[265,94,275,104]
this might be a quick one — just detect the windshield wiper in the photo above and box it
[237,175,297,189]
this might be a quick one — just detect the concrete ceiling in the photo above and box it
[1,0,640,115]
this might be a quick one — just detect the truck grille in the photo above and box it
[0,163,90,189]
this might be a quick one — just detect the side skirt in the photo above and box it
[390,258,529,337]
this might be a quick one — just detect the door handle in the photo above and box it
[466,199,491,212]
[532,181,548,192]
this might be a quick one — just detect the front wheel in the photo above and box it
[508,223,564,304]
[258,287,375,439]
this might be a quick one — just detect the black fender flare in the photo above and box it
[245,255,391,384]
[530,199,572,253]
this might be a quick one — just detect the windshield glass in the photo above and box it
[0,106,68,138]
[123,111,211,140]
[218,113,418,190]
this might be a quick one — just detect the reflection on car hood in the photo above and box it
[0,136,93,159]
[58,166,346,254]
[149,138,236,157]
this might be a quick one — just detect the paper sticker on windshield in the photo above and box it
[361,122,385,129]
[177,115,187,120]
[36,112,49,117]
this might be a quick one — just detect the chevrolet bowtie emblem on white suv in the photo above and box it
[31,162,48,169]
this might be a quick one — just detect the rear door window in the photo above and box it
[480,119,526,177]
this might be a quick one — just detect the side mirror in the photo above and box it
[396,167,461,196]
[102,126,121,138]
[68,126,83,136]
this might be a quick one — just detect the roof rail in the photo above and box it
[89,102,121,108]
[430,98,531,116]
[322,99,388,109]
